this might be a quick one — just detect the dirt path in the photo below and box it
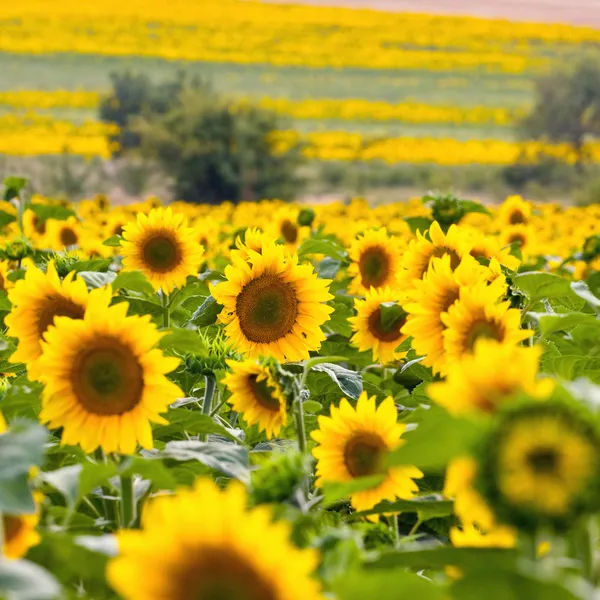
[267,0,600,27]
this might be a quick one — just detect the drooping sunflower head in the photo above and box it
[349,286,408,364]
[496,195,533,228]
[311,392,422,512]
[36,299,182,455]
[107,478,324,600]
[441,280,533,366]
[428,339,553,416]
[211,243,333,362]
[6,261,103,368]
[223,359,288,439]
[121,207,204,293]
[477,400,600,530]
[348,228,402,294]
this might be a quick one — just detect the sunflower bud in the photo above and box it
[251,451,308,505]
[582,234,600,261]
[4,237,33,261]
[297,207,315,228]
[430,194,465,228]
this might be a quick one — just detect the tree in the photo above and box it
[520,54,600,171]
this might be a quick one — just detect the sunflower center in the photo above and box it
[439,289,460,317]
[113,224,124,237]
[344,432,387,478]
[174,547,277,600]
[359,247,390,288]
[72,338,144,415]
[368,307,406,343]
[33,215,46,235]
[509,210,525,225]
[248,375,281,412]
[236,274,298,344]
[507,233,526,247]
[60,227,78,247]
[465,320,504,351]
[0,272,6,292]
[431,246,461,270]
[142,233,182,273]
[280,220,298,244]
[527,447,559,475]
[3,515,23,543]
[36,295,86,338]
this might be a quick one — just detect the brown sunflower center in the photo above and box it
[507,233,526,247]
[527,447,559,475]
[430,246,461,270]
[33,215,46,235]
[3,515,24,543]
[439,289,460,318]
[172,547,277,600]
[280,220,298,244]
[0,272,6,292]
[465,319,504,351]
[248,375,281,412]
[36,295,86,338]
[509,210,526,225]
[112,224,125,237]
[72,337,144,415]
[61,227,78,247]
[236,274,298,344]
[142,233,182,273]
[359,247,390,288]
[344,432,387,478]
[368,307,406,343]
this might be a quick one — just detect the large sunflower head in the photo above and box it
[311,392,422,512]
[441,280,533,366]
[6,261,106,368]
[348,228,402,294]
[223,359,288,439]
[349,286,408,364]
[477,400,600,530]
[428,340,554,416]
[121,207,204,293]
[36,297,182,455]
[211,243,333,362]
[107,478,323,600]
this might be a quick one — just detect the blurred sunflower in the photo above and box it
[496,195,532,228]
[501,224,537,260]
[467,231,520,271]
[269,205,309,250]
[36,298,182,454]
[121,207,204,292]
[349,287,408,364]
[211,243,333,362]
[312,392,422,512]
[44,216,83,250]
[348,228,401,294]
[223,359,288,438]
[0,260,13,292]
[107,478,323,600]
[22,208,47,240]
[428,340,553,416]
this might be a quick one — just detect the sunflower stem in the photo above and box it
[202,376,216,416]
[293,398,307,455]
[119,475,136,529]
[95,449,117,529]
[161,290,171,328]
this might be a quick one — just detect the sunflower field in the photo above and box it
[0,180,598,599]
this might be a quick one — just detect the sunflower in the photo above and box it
[501,224,536,259]
[0,260,13,292]
[211,243,333,362]
[496,194,532,228]
[467,231,520,271]
[107,478,323,600]
[311,392,422,512]
[44,216,83,250]
[441,280,533,365]
[232,228,282,262]
[401,254,488,375]
[6,261,105,368]
[349,287,408,364]
[22,208,47,240]
[3,493,43,560]
[35,297,182,455]
[223,359,288,438]
[428,340,553,416]
[478,401,600,530]
[121,207,204,293]
[449,521,516,549]
[397,221,473,290]
[269,205,309,250]
[347,228,402,294]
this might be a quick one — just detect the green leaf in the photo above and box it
[318,257,341,279]
[324,301,353,338]
[78,271,117,289]
[531,312,600,336]
[322,475,386,507]
[0,559,61,600]
[0,422,48,481]
[379,302,407,332]
[571,280,600,310]
[112,270,155,294]
[3,176,28,201]
[163,441,250,483]
[312,363,362,400]
[102,234,122,247]
[460,200,491,216]
[333,569,444,600]
[302,400,323,414]
[404,216,432,235]
[298,236,347,261]
[29,203,75,223]
[512,272,578,304]
[159,410,239,441]
[353,495,453,519]
[159,328,209,357]
[541,354,600,382]
[189,295,221,327]
[0,475,36,515]
[0,209,16,230]
[120,458,177,491]
[386,406,481,471]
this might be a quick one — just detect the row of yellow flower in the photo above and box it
[0,90,100,110]
[1,0,596,74]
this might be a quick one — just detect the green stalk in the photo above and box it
[161,291,170,329]
[293,398,307,455]
[202,376,216,415]
[95,449,117,529]
[119,475,136,529]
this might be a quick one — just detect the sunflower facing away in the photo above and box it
[223,359,288,438]
[121,207,204,292]
[312,392,422,512]
[349,286,408,364]
[6,261,105,369]
[428,339,553,416]
[35,296,182,454]
[107,478,323,600]
[211,242,333,362]
[347,228,402,294]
